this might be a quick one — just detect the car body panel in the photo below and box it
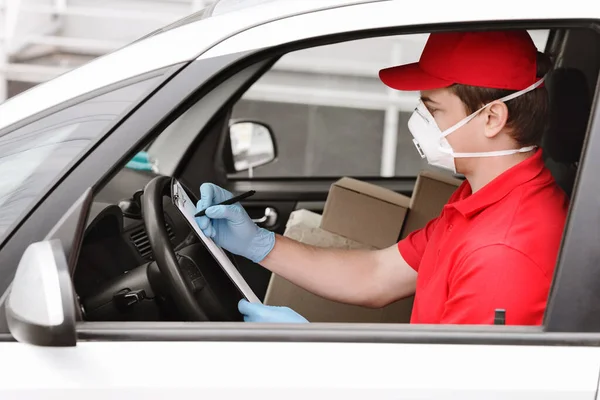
[197,0,600,60]
[0,339,598,399]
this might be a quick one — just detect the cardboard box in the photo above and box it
[320,177,411,249]
[264,172,461,324]
[277,209,376,251]
[400,170,463,239]
[264,209,411,323]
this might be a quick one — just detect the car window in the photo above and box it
[0,76,160,243]
[229,31,550,178]
[229,35,425,178]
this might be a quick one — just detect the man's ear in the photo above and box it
[483,101,509,138]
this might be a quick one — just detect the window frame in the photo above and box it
[110,19,600,338]
[188,14,600,338]
[2,17,599,341]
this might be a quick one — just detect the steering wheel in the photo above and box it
[142,176,209,320]
[142,176,243,322]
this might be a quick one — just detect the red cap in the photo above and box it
[379,31,539,91]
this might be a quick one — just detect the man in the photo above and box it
[195,30,568,325]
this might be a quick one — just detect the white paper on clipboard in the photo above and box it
[171,179,261,304]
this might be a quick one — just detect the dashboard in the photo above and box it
[78,168,187,283]
[74,198,187,298]
[73,169,245,322]
[73,194,190,320]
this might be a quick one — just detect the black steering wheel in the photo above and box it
[142,176,209,320]
[142,176,244,322]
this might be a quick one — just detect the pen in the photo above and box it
[194,190,256,217]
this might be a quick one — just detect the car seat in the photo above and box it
[542,67,592,197]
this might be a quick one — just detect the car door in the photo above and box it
[2,187,600,400]
[3,177,600,400]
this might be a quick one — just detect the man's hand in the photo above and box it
[238,299,308,323]
[195,183,275,263]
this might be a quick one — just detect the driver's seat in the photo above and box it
[542,67,592,197]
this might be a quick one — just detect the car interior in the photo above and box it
[71,26,599,323]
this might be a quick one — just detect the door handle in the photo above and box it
[252,207,278,228]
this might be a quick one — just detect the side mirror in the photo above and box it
[5,239,76,346]
[226,120,277,175]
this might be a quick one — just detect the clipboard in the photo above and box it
[171,179,261,304]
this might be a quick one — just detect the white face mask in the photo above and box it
[408,77,546,173]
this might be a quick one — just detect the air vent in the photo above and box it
[129,223,175,261]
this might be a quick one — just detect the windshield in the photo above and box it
[0,76,161,243]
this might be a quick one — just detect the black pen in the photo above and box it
[194,190,256,218]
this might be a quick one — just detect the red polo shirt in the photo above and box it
[398,150,568,325]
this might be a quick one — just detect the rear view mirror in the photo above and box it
[227,120,277,175]
[5,239,76,346]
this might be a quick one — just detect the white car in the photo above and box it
[1,0,600,398]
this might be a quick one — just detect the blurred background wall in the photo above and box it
[0,0,550,178]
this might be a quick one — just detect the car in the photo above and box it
[1,0,600,398]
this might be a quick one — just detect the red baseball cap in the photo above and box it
[379,30,539,91]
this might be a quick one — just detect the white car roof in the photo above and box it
[0,0,598,131]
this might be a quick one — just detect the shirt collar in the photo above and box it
[450,149,548,219]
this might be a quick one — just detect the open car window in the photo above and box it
[228,31,550,179]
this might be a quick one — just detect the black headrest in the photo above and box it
[544,68,591,164]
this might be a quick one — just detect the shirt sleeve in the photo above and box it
[441,244,552,325]
[397,216,440,272]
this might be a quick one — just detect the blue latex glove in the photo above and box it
[125,151,153,171]
[131,151,150,163]
[238,299,308,323]
[195,183,275,263]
